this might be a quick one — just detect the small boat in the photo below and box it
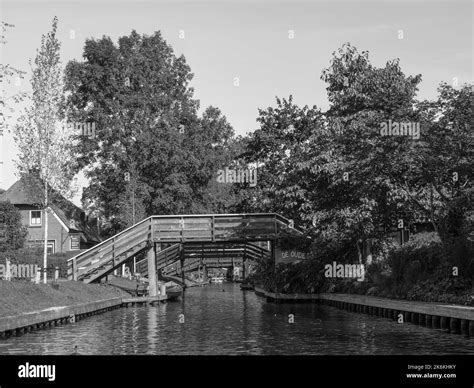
[240,283,254,291]
[210,276,224,283]
[166,286,182,301]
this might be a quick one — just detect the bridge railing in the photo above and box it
[67,217,153,281]
[135,243,181,275]
[150,213,304,243]
[68,213,301,282]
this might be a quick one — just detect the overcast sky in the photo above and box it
[1,0,472,203]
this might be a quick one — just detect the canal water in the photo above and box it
[1,282,473,355]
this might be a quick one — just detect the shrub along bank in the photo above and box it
[251,233,474,306]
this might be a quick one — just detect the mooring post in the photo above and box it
[160,283,167,296]
[147,243,158,297]
[272,239,277,294]
[180,244,186,289]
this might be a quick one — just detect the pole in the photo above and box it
[43,197,48,284]
[147,243,158,297]
[272,239,277,293]
[132,186,135,224]
[180,245,186,289]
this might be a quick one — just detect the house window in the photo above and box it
[47,240,56,254]
[30,210,42,226]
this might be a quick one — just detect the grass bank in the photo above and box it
[0,280,130,317]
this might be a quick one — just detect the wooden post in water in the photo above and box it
[147,243,158,297]
[272,239,277,293]
[180,244,186,289]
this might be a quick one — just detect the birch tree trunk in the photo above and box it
[43,181,48,284]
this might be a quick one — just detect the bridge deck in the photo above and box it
[68,213,302,283]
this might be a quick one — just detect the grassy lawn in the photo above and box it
[0,280,130,317]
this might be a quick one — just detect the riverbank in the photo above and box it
[0,279,130,317]
[0,280,175,338]
[254,286,474,337]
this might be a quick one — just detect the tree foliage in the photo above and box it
[13,17,76,282]
[65,31,237,234]
[243,43,473,291]
[0,201,27,256]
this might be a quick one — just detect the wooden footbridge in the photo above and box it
[67,213,303,296]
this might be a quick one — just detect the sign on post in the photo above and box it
[275,248,307,265]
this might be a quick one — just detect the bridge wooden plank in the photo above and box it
[83,242,149,283]
[77,232,149,277]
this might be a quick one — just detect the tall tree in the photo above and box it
[0,22,27,187]
[0,22,27,137]
[13,17,76,283]
[411,83,473,269]
[317,43,424,263]
[240,96,324,220]
[65,31,235,234]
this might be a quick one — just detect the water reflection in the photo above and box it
[0,282,472,355]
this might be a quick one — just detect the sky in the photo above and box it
[0,0,472,204]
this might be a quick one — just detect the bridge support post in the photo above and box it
[271,239,277,293]
[147,243,158,297]
[180,244,186,290]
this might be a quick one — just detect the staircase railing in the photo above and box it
[67,217,153,281]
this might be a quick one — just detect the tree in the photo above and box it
[13,17,76,283]
[316,43,424,264]
[0,22,27,138]
[65,31,236,233]
[239,96,324,220]
[409,83,473,269]
[1,22,27,188]
[0,201,27,258]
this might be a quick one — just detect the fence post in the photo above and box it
[72,258,78,281]
[35,267,41,284]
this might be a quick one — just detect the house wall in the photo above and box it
[16,205,71,253]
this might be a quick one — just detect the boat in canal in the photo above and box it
[240,282,254,291]
[166,286,182,301]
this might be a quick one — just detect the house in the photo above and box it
[0,179,101,254]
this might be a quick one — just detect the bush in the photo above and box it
[0,201,28,253]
